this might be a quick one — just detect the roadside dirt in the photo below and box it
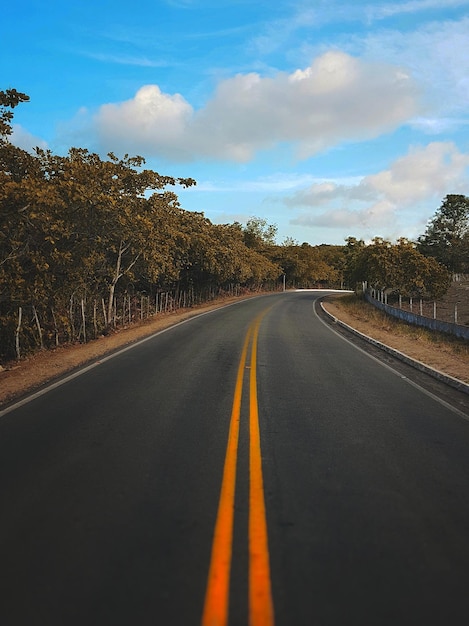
[0,296,253,409]
[1,290,468,409]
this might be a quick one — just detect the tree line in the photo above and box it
[0,90,343,360]
[1,89,467,361]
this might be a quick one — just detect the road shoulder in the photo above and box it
[319,295,469,417]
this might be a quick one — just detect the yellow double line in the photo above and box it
[202,310,274,626]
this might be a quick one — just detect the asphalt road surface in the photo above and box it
[2,291,469,626]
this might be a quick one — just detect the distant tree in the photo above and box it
[417,194,469,273]
[392,238,450,298]
[269,242,343,288]
[282,236,299,246]
[343,237,366,288]
[345,237,450,298]
[243,216,278,249]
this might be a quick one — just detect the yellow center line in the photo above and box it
[201,325,253,626]
[202,309,274,626]
[249,316,274,626]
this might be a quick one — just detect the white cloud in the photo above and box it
[365,142,469,203]
[293,200,395,230]
[367,0,469,20]
[358,16,469,120]
[287,142,469,234]
[188,172,318,193]
[410,117,469,133]
[83,52,170,67]
[285,179,375,207]
[10,125,48,152]
[95,85,194,161]
[91,50,419,162]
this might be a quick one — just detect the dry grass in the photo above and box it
[345,294,469,355]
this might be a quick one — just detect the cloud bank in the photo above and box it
[287,142,469,234]
[93,50,419,162]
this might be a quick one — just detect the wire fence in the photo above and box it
[1,281,281,363]
[364,288,469,341]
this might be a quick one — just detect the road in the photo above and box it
[1,291,469,626]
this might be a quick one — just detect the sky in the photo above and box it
[3,0,469,246]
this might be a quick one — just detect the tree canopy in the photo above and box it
[417,194,469,273]
[344,237,450,299]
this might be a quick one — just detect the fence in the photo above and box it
[364,290,469,341]
[1,281,282,362]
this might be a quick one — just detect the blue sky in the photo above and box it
[3,0,469,245]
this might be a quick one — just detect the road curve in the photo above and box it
[1,291,469,626]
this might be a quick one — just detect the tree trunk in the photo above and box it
[107,281,117,328]
[69,295,75,340]
[15,306,22,360]
[106,241,140,328]
[51,307,60,346]
[32,305,44,349]
[81,298,86,343]
[101,298,107,327]
[93,300,98,339]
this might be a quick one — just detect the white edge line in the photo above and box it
[0,296,266,418]
[314,298,469,422]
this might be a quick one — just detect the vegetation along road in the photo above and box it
[2,291,469,626]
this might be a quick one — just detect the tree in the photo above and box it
[345,237,450,299]
[0,89,29,138]
[392,238,449,299]
[42,147,196,326]
[269,242,343,288]
[343,237,366,288]
[417,194,469,273]
[243,216,278,250]
[282,236,299,246]
[0,88,199,355]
